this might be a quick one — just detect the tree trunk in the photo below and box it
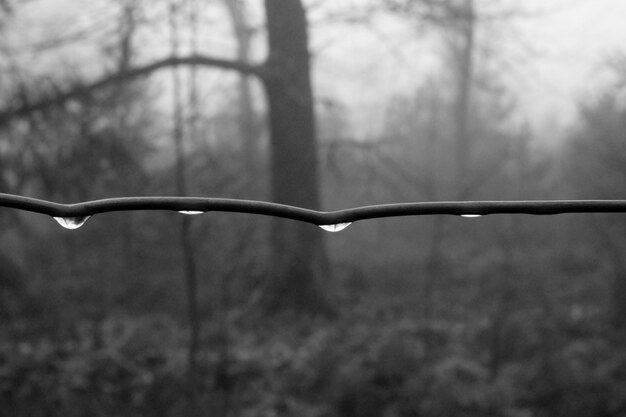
[169,4,201,397]
[224,0,260,180]
[260,0,332,314]
[451,0,475,199]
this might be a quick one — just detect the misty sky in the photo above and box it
[518,0,626,129]
[5,0,626,144]
[312,0,626,142]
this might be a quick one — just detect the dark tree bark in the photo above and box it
[260,0,332,314]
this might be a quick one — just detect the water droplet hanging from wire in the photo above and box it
[53,216,91,229]
[319,222,352,232]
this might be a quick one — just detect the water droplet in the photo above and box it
[461,214,482,218]
[319,222,352,232]
[53,216,90,229]
[178,211,204,215]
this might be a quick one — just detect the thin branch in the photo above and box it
[2,193,626,227]
[0,54,266,124]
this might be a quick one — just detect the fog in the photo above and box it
[1,1,626,416]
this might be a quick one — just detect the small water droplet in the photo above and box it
[319,222,352,232]
[461,214,482,218]
[178,211,204,215]
[53,216,90,229]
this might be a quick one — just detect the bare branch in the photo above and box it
[0,54,266,124]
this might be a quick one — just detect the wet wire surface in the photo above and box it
[1,193,626,229]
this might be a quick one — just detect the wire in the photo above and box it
[1,192,626,228]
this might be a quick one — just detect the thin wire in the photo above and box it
[1,193,626,227]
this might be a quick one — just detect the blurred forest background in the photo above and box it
[2,0,626,416]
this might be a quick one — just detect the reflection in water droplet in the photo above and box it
[461,214,482,218]
[53,216,91,229]
[319,222,352,232]
[178,211,204,215]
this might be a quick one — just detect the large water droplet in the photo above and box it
[319,222,352,232]
[53,216,90,229]
[461,214,482,218]
[178,211,204,215]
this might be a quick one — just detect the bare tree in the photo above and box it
[223,0,261,180]
[260,0,331,313]
[0,0,332,315]
[447,0,475,198]
[167,1,201,403]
